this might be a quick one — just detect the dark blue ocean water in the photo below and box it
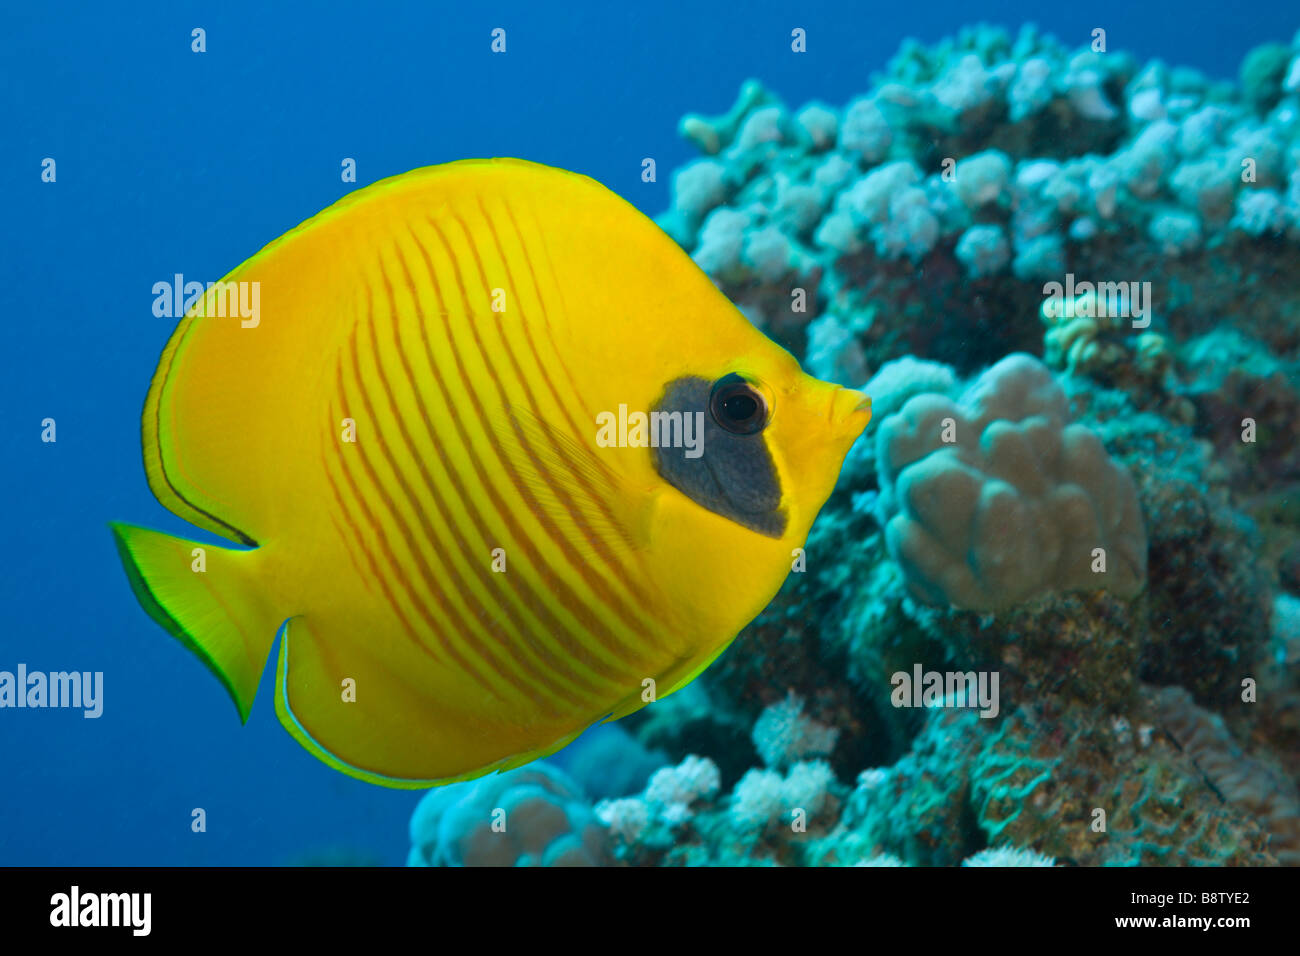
[2,1,1295,866]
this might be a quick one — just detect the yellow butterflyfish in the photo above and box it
[110,159,871,788]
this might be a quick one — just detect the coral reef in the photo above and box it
[634,24,1300,868]
[874,352,1147,609]
[408,763,612,866]
[549,724,667,801]
[657,24,1300,376]
[962,846,1056,867]
[596,754,846,866]
[1153,687,1300,864]
[751,692,840,770]
[414,25,1300,867]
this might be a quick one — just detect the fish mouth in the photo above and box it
[828,386,872,434]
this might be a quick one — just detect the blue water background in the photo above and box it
[2,0,1295,865]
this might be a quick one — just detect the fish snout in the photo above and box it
[829,386,872,440]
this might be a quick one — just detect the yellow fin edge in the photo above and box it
[273,621,591,790]
[108,521,267,722]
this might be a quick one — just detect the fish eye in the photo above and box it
[709,373,768,435]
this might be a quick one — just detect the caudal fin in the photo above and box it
[109,522,282,722]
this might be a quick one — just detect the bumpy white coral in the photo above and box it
[931,53,1006,113]
[839,97,893,162]
[840,161,923,224]
[644,755,721,811]
[805,313,870,387]
[796,102,839,150]
[782,761,838,816]
[594,755,724,847]
[752,692,840,769]
[855,853,909,866]
[962,846,1056,866]
[1008,57,1053,121]
[730,760,837,831]
[593,797,651,844]
[671,159,731,226]
[1011,233,1065,280]
[1148,207,1203,255]
[691,208,751,276]
[408,763,611,867]
[875,354,1147,610]
[954,150,1013,211]
[871,187,940,260]
[1232,189,1289,236]
[730,769,787,829]
[863,356,961,422]
[1177,105,1231,157]
[954,224,1011,278]
[734,105,788,152]
[657,26,1300,298]
[742,225,798,281]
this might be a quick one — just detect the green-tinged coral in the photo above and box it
[585,24,1300,869]
[969,699,1276,865]
[1057,380,1275,712]
[1240,43,1294,111]
[810,708,985,865]
[1040,289,1168,377]
[908,589,1142,714]
[679,79,777,155]
[1177,329,1300,494]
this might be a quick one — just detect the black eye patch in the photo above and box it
[650,376,786,538]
